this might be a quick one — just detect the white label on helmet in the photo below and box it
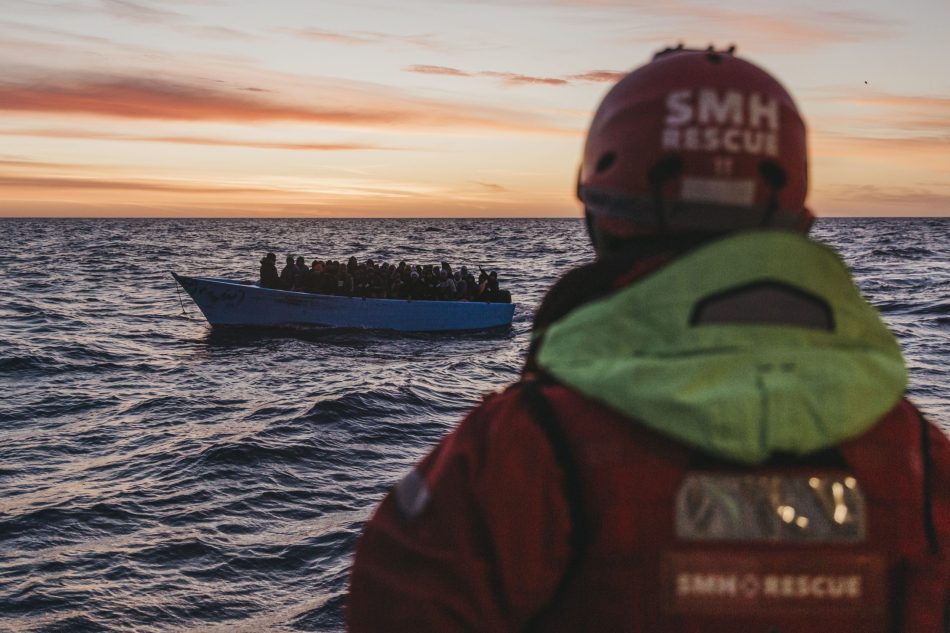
[680,177,755,206]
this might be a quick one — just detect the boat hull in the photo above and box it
[172,273,515,332]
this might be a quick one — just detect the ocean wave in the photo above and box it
[1,217,946,632]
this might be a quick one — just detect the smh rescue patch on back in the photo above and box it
[666,474,883,620]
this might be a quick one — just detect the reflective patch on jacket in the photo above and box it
[675,473,867,542]
[395,468,430,519]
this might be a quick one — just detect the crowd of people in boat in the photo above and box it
[258,253,511,303]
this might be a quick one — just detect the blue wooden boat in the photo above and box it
[172,273,515,332]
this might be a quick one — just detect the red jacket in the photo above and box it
[349,240,950,631]
[348,382,950,631]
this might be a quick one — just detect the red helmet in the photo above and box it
[579,46,813,245]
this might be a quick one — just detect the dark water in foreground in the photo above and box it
[1,218,947,632]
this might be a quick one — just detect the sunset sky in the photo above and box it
[3,0,949,218]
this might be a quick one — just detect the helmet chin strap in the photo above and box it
[651,185,668,234]
[758,160,787,227]
[580,166,602,254]
[647,156,683,234]
[761,191,779,226]
[584,209,599,252]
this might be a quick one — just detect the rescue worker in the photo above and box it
[348,45,950,631]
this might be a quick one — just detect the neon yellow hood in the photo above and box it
[536,231,906,464]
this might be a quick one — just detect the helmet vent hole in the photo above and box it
[759,161,787,190]
[595,152,616,174]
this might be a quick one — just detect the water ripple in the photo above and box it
[0,217,946,632]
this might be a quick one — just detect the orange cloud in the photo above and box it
[0,77,385,122]
[811,129,950,184]
[287,28,377,46]
[0,176,578,218]
[566,71,628,83]
[0,152,579,218]
[831,93,950,134]
[0,73,569,134]
[830,184,950,205]
[151,137,393,151]
[809,130,950,216]
[0,175,274,195]
[844,94,950,111]
[815,184,950,217]
[405,65,473,77]
[815,133,950,156]
[693,9,891,47]
[481,71,567,86]
[0,127,397,151]
[473,181,509,192]
[811,91,950,170]
[404,65,624,86]
[287,28,448,52]
[0,197,580,218]
[546,1,894,49]
[101,0,183,24]
[0,157,101,169]
[0,153,579,218]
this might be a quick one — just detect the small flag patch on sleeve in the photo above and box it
[395,468,430,519]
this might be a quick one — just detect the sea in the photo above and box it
[1,217,947,632]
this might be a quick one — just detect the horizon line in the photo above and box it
[0,214,947,220]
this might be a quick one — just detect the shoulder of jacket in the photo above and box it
[843,397,923,448]
[455,382,564,447]
[471,380,580,415]
[471,382,529,414]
